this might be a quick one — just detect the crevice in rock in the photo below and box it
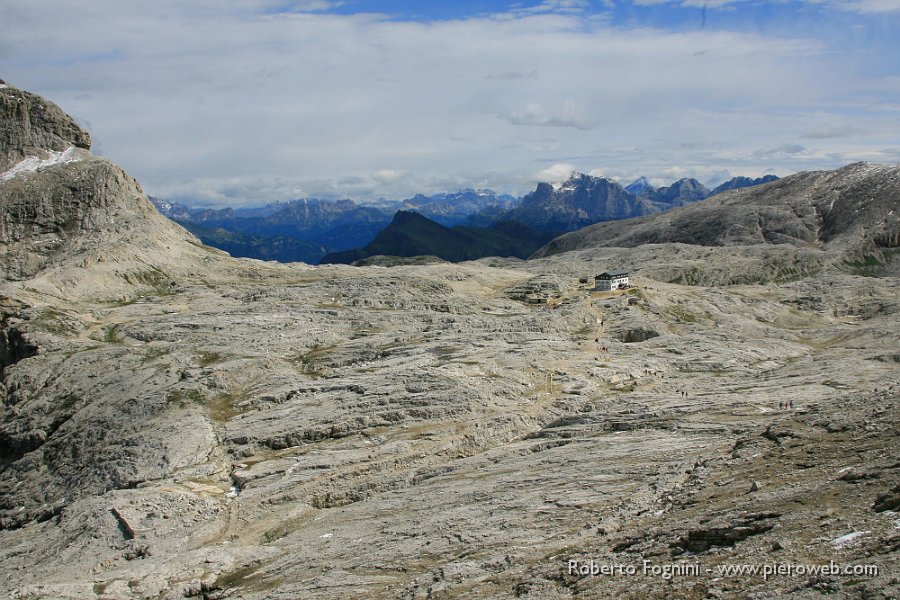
[0,321,38,371]
[110,507,136,540]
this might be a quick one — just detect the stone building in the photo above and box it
[594,270,629,291]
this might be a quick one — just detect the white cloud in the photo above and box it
[753,144,809,159]
[802,125,860,139]
[0,1,896,204]
[507,100,592,129]
[534,163,577,183]
[811,0,900,13]
[372,169,406,184]
[635,0,900,13]
[512,0,592,15]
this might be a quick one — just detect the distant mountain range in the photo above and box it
[151,174,779,264]
[499,173,779,235]
[150,197,392,261]
[175,221,328,264]
[150,190,517,263]
[400,189,519,226]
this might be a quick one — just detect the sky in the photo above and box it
[2,0,899,206]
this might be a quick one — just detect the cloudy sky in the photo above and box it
[2,0,899,205]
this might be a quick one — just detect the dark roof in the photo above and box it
[596,270,629,279]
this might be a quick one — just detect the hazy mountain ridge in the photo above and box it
[643,177,710,207]
[710,174,779,195]
[400,188,519,226]
[151,197,392,257]
[175,220,328,264]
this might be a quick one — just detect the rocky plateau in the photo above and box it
[1,83,898,599]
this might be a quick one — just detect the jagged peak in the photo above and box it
[553,171,618,191]
[625,176,652,194]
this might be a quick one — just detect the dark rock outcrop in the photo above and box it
[674,512,781,553]
[321,210,552,264]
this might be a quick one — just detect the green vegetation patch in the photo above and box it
[209,387,253,422]
[843,254,885,277]
[287,344,334,377]
[124,266,176,296]
[845,255,881,267]
[142,346,168,362]
[573,324,594,337]
[196,351,227,367]
[103,325,124,344]
[29,307,81,337]
[166,388,205,408]
[666,306,698,323]
[626,287,646,300]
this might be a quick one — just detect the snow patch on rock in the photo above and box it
[0,147,83,182]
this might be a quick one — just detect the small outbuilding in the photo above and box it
[594,270,629,291]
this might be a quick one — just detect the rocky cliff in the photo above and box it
[504,174,654,233]
[0,83,229,299]
[533,163,900,278]
[643,177,710,207]
[0,82,91,172]
[501,173,740,235]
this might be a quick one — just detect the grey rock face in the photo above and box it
[710,174,779,196]
[0,84,91,172]
[1,156,152,279]
[643,177,710,207]
[507,174,654,232]
[0,84,163,279]
[0,83,209,291]
[533,163,900,277]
